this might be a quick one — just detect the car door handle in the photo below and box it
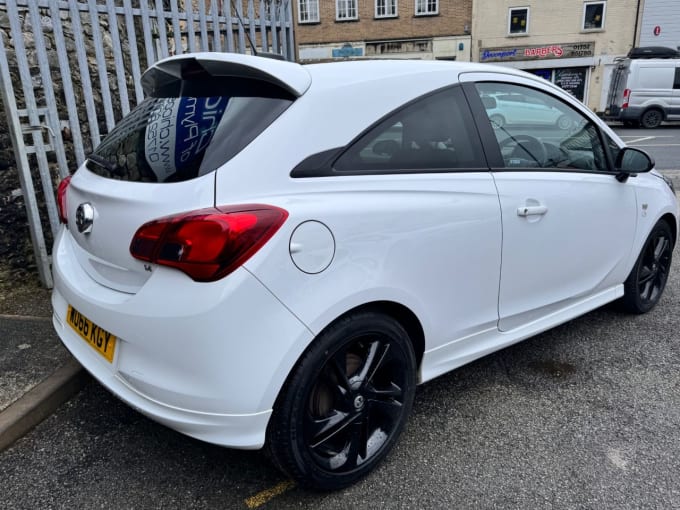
[517,205,548,217]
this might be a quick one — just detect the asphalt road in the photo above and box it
[612,125,680,170]
[1,253,680,508]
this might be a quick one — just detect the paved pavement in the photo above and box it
[0,286,86,451]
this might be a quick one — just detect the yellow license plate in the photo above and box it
[67,305,117,363]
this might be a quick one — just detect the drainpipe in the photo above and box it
[633,0,642,48]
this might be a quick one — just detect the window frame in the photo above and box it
[298,0,320,24]
[414,0,439,17]
[375,0,398,19]
[291,85,488,178]
[462,81,615,175]
[508,7,529,36]
[582,1,606,31]
[336,0,359,21]
[674,67,680,90]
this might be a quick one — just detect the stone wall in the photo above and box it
[0,3,149,283]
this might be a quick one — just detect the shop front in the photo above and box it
[479,42,595,105]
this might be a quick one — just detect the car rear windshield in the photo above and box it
[86,77,294,182]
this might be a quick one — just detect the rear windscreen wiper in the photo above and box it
[86,153,117,172]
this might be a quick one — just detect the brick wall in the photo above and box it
[296,0,472,45]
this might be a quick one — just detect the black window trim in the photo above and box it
[673,67,680,90]
[290,84,491,178]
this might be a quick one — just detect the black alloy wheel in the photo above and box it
[622,220,674,314]
[640,108,663,129]
[267,312,416,490]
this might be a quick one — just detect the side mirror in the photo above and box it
[616,147,654,173]
[481,96,497,110]
[615,147,654,182]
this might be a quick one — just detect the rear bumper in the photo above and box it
[51,227,313,449]
[603,106,643,121]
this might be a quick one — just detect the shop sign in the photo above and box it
[554,68,587,101]
[332,43,364,58]
[480,42,595,62]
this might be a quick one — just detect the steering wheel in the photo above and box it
[499,135,547,167]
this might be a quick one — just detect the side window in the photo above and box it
[476,82,607,172]
[334,87,486,172]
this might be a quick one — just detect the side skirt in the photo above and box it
[420,285,623,383]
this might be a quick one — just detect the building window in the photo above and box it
[298,0,319,23]
[336,0,358,20]
[376,0,398,18]
[508,7,529,35]
[415,0,438,16]
[583,1,606,30]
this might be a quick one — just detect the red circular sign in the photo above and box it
[654,25,661,36]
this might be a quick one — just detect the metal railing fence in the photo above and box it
[0,0,294,287]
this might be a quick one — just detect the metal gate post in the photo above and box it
[0,32,53,288]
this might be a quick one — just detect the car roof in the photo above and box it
[148,53,552,97]
[303,59,534,89]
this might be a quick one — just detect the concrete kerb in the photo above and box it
[0,357,87,453]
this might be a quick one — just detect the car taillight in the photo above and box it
[622,88,630,109]
[129,204,288,282]
[57,175,72,224]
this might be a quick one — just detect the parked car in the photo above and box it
[604,46,680,128]
[53,53,679,490]
[483,91,574,130]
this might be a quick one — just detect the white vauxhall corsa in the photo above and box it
[52,53,679,490]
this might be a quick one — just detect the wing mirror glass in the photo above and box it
[616,147,654,173]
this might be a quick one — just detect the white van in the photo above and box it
[605,47,680,128]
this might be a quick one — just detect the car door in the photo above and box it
[461,73,637,332]
[286,85,503,363]
[671,65,680,121]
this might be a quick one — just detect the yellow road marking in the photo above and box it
[244,480,295,509]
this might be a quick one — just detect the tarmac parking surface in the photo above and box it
[1,253,680,509]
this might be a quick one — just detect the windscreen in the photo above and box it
[86,77,294,182]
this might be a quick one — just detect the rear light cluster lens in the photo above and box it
[129,205,288,282]
[622,88,630,109]
[57,175,72,224]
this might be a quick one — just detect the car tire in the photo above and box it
[640,109,663,129]
[621,220,674,314]
[266,311,417,490]
[489,114,505,130]
[556,115,572,130]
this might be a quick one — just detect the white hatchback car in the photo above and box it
[53,53,678,490]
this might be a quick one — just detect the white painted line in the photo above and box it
[618,135,674,138]
[622,136,656,144]
[632,144,680,147]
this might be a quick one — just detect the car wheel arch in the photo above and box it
[640,107,665,128]
[273,300,426,404]
[660,212,677,246]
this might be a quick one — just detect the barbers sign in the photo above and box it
[480,42,595,62]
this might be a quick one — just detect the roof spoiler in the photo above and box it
[141,53,311,98]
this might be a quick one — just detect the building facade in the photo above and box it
[638,0,680,49]
[294,0,472,62]
[471,0,641,113]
